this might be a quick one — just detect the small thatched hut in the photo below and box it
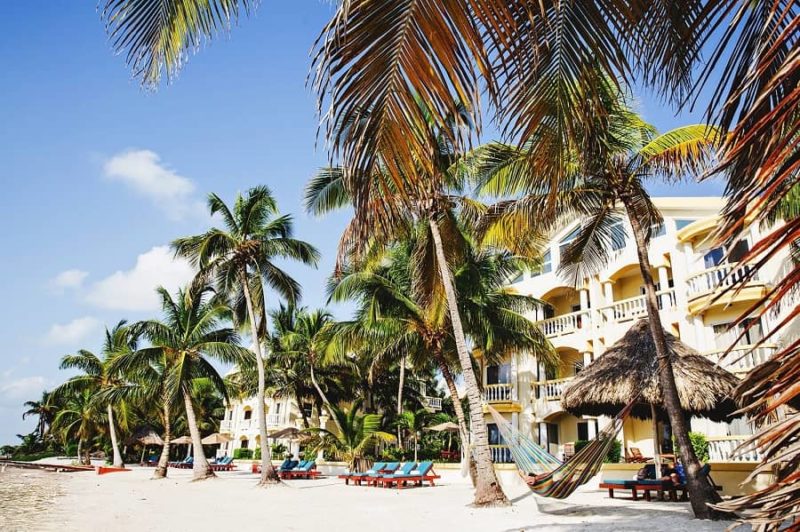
[561,320,741,422]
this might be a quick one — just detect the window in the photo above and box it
[704,239,750,268]
[487,423,503,445]
[675,219,696,230]
[531,250,552,277]
[546,423,559,446]
[728,239,750,262]
[243,409,252,420]
[486,364,511,385]
[240,438,249,449]
[609,220,627,251]
[704,247,725,268]
[577,422,589,442]
[559,227,581,258]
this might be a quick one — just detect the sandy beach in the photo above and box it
[0,464,732,532]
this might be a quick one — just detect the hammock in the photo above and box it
[487,399,636,499]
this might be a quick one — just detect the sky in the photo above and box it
[0,2,725,445]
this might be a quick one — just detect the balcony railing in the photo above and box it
[707,435,761,462]
[220,420,233,433]
[704,344,776,375]
[537,310,590,338]
[482,383,513,403]
[598,289,676,324]
[266,414,282,426]
[423,396,443,411]
[535,377,573,401]
[687,263,756,298]
[489,445,514,463]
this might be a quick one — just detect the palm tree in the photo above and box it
[55,322,136,468]
[304,400,395,473]
[133,285,253,480]
[396,408,438,463]
[324,224,554,496]
[472,85,724,516]
[51,388,105,464]
[22,391,56,440]
[172,186,319,485]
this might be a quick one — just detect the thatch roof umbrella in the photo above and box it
[170,436,193,445]
[267,427,302,440]
[201,433,232,445]
[127,427,164,463]
[561,320,741,469]
[426,421,460,454]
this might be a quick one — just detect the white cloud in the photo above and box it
[85,245,195,312]
[43,316,101,346]
[103,149,203,220]
[48,269,88,293]
[0,376,49,407]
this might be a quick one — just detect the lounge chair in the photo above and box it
[625,447,651,463]
[278,460,307,479]
[347,462,400,486]
[338,462,386,485]
[170,456,193,468]
[375,461,417,487]
[377,461,440,488]
[281,460,320,479]
[210,456,235,471]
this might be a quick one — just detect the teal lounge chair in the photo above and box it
[378,461,438,488]
[364,462,399,486]
[283,460,319,479]
[338,462,386,485]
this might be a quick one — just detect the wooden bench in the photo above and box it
[600,480,685,501]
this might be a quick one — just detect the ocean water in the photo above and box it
[0,466,63,531]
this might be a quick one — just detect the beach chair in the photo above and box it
[170,456,193,468]
[279,460,308,479]
[375,461,417,487]
[380,462,440,489]
[283,460,320,479]
[338,462,386,485]
[625,447,651,463]
[348,462,400,486]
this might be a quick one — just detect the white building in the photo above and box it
[218,394,305,458]
[479,197,796,464]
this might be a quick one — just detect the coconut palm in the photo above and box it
[472,84,724,516]
[172,186,319,485]
[55,322,136,468]
[396,408,439,463]
[304,400,395,472]
[22,391,56,440]
[325,224,554,493]
[51,388,105,464]
[132,285,253,480]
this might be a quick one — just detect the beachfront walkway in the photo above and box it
[33,466,728,532]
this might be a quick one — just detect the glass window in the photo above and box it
[704,247,725,268]
[577,422,589,442]
[486,364,511,385]
[531,250,552,277]
[487,423,503,445]
[243,409,252,420]
[676,219,696,230]
[546,423,559,445]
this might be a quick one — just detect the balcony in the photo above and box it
[489,444,514,463]
[707,435,761,462]
[266,414,283,426]
[598,289,676,324]
[686,263,766,314]
[703,344,776,376]
[423,396,443,411]
[537,310,590,338]
[220,420,233,433]
[536,377,573,401]
[482,383,513,403]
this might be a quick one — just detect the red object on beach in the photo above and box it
[97,466,131,475]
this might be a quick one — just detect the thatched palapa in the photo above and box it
[561,320,741,422]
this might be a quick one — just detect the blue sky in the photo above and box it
[0,3,724,444]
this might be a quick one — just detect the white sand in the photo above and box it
[27,465,730,532]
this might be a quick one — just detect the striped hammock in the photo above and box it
[487,400,635,499]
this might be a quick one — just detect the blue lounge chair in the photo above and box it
[283,460,319,479]
[378,461,439,488]
[338,462,386,485]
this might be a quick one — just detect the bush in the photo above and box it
[688,432,709,462]
[379,446,407,462]
[574,439,622,463]
[271,443,287,460]
[233,448,253,460]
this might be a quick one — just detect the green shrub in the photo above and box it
[379,446,407,462]
[271,443,287,460]
[689,432,709,462]
[574,439,622,463]
[233,448,253,460]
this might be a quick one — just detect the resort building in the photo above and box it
[480,197,796,465]
[217,394,306,458]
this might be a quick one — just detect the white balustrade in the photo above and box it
[482,383,513,403]
[220,420,233,433]
[704,345,776,375]
[424,397,443,411]
[537,310,590,338]
[536,377,573,401]
[238,419,252,431]
[687,263,756,298]
[489,445,513,463]
[707,435,761,462]
[598,290,675,324]
[266,414,282,426]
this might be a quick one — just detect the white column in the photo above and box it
[657,265,671,309]
[602,280,615,304]
[511,355,519,401]
[587,419,598,440]
[582,351,592,369]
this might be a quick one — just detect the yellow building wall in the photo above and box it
[621,417,657,458]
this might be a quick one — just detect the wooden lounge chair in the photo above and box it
[338,462,386,485]
[282,460,320,479]
[348,462,399,486]
[374,462,417,487]
[625,447,651,463]
[377,461,440,489]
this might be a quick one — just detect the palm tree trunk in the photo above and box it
[623,200,725,519]
[397,354,406,447]
[429,218,508,506]
[437,354,477,487]
[182,390,214,481]
[310,362,345,435]
[106,404,124,468]
[239,269,279,486]
[297,394,310,428]
[154,394,171,479]
[77,439,82,464]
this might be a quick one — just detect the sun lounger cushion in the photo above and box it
[391,461,433,478]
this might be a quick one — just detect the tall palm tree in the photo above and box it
[55,322,136,468]
[324,225,555,497]
[133,285,253,480]
[472,84,724,516]
[396,408,439,463]
[51,388,105,465]
[304,400,395,473]
[172,186,319,485]
[22,391,56,441]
